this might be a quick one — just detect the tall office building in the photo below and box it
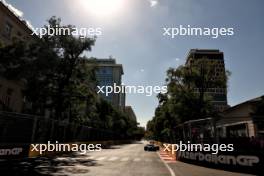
[92,58,125,111]
[125,106,137,122]
[185,49,228,112]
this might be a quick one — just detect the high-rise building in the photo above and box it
[185,49,228,111]
[91,58,125,111]
[125,106,137,122]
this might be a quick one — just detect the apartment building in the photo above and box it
[0,1,33,46]
[0,1,34,112]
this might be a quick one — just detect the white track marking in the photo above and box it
[157,152,176,176]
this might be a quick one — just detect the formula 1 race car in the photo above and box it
[144,144,159,151]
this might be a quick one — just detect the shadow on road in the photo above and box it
[0,153,100,176]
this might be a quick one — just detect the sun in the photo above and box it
[80,0,125,18]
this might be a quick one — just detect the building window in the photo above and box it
[3,22,13,38]
[226,124,247,137]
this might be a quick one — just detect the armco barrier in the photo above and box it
[176,150,263,175]
[154,141,263,175]
[28,140,133,158]
[0,140,133,159]
[0,144,30,159]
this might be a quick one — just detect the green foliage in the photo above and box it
[0,16,141,139]
[146,59,230,142]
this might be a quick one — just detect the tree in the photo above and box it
[40,17,95,120]
[0,17,96,120]
[0,16,141,140]
[146,58,230,142]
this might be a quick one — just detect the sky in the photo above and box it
[3,0,264,127]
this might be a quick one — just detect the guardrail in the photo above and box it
[154,140,263,175]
